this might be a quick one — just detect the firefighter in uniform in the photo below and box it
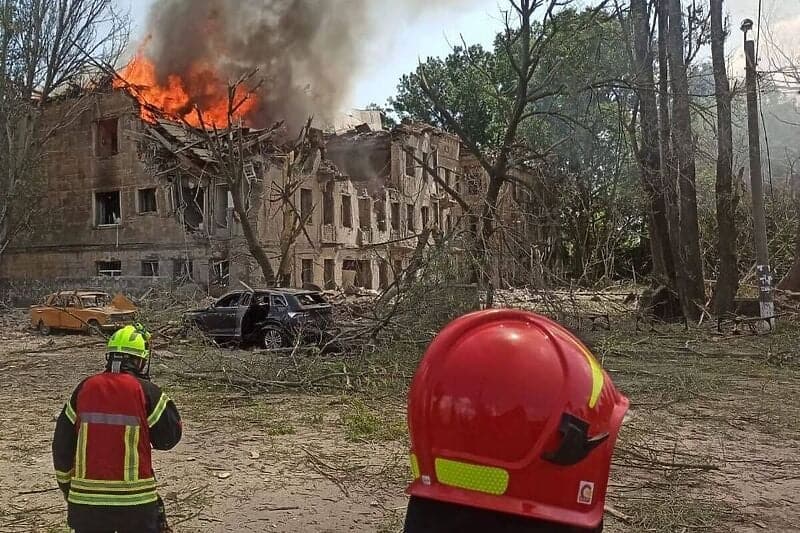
[404,310,629,532]
[52,324,182,533]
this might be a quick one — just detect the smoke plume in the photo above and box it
[140,0,480,131]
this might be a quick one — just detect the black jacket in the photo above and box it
[404,497,603,533]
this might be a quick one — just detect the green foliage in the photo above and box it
[390,44,503,147]
[391,7,646,284]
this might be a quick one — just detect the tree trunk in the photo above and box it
[476,176,504,307]
[658,0,681,281]
[631,0,675,284]
[667,0,705,320]
[230,178,276,285]
[710,0,739,315]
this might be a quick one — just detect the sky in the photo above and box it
[122,0,504,109]
[121,0,800,109]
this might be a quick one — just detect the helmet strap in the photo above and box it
[542,413,609,466]
[107,353,125,373]
[140,355,152,380]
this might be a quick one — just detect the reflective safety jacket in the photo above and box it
[52,370,182,511]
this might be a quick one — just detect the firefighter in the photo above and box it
[52,324,182,533]
[404,309,629,533]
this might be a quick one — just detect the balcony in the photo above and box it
[321,224,337,244]
[358,228,373,246]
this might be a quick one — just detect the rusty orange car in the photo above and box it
[30,290,137,335]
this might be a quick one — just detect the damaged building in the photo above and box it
[0,88,466,293]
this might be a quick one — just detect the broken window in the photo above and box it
[407,203,415,232]
[138,188,157,214]
[429,150,438,180]
[433,202,441,228]
[357,260,373,289]
[216,293,241,307]
[445,168,453,189]
[421,206,430,228]
[323,188,334,225]
[300,188,313,224]
[342,259,372,289]
[391,202,400,231]
[302,259,314,285]
[96,117,119,157]
[375,200,386,232]
[211,261,230,287]
[96,261,121,277]
[181,187,205,230]
[173,259,193,280]
[214,185,230,228]
[324,259,335,289]
[271,295,288,308]
[446,214,453,233]
[141,261,159,277]
[358,197,371,230]
[405,148,415,177]
[379,261,389,289]
[341,194,352,228]
[95,191,121,226]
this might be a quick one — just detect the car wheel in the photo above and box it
[38,321,51,336]
[262,327,286,350]
[87,319,102,336]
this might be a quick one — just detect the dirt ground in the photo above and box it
[1,309,799,533]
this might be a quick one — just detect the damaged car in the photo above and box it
[183,288,334,349]
[30,290,137,335]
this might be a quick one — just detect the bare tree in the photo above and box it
[710,0,739,314]
[415,0,610,304]
[0,0,129,262]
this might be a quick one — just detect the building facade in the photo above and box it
[0,89,465,293]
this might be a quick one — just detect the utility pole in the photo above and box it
[742,19,775,326]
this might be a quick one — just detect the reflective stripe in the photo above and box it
[147,394,169,427]
[123,425,140,482]
[81,412,140,426]
[68,490,158,506]
[64,402,77,424]
[434,458,509,496]
[75,423,88,479]
[55,469,73,483]
[410,453,420,480]
[71,477,155,492]
[577,343,605,409]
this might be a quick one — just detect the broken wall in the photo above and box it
[0,90,212,283]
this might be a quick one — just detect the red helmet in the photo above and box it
[406,309,628,529]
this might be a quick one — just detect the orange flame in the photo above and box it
[115,53,258,128]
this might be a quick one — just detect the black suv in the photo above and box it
[183,289,334,349]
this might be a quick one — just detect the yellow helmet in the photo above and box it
[107,325,150,360]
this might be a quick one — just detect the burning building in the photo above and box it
[0,0,481,293]
[0,85,467,293]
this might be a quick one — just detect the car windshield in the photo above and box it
[81,295,108,307]
[295,293,328,306]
